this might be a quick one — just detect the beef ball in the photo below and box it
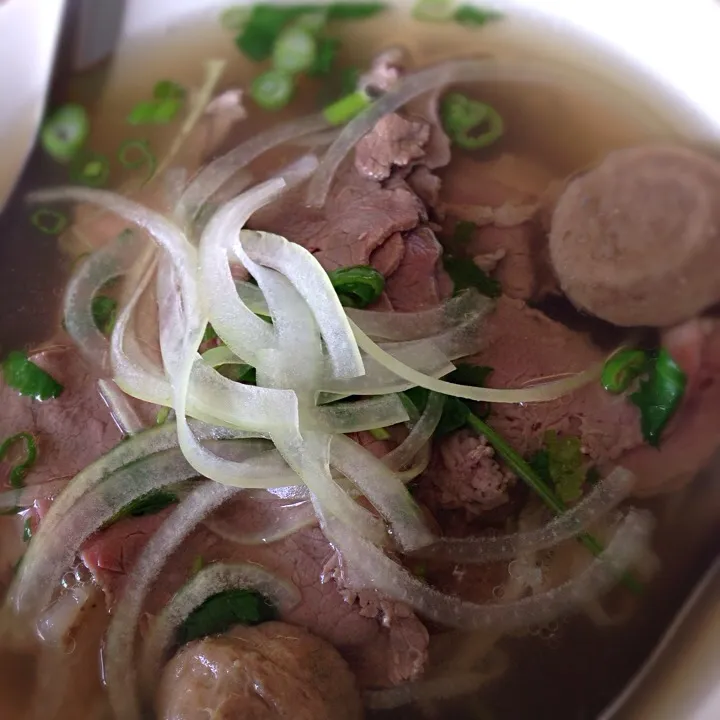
[156,621,364,720]
[549,145,720,327]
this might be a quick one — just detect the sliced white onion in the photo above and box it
[307,58,569,207]
[105,481,241,720]
[349,319,601,403]
[36,582,97,650]
[177,113,329,222]
[412,468,636,564]
[63,229,145,373]
[348,289,493,342]
[98,379,145,435]
[330,434,434,551]
[139,561,301,706]
[384,391,445,472]
[327,509,653,631]
[0,479,69,512]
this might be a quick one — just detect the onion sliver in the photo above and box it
[177,113,329,222]
[105,482,241,720]
[412,468,636,564]
[63,229,145,373]
[350,320,600,403]
[327,509,653,631]
[307,58,569,207]
[0,479,69,512]
[98,379,145,435]
[139,562,301,704]
[330,434,434,551]
[384,391,445,472]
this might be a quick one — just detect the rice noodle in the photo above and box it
[326,508,653,631]
[139,562,301,705]
[307,58,570,207]
[412,468,636,563]
[105,482,241,720]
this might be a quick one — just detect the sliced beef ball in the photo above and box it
[0,344,122,489]
[156,621,364,720]
[81,513,428,689]
[249,163,425,271]
[549,144,720,327]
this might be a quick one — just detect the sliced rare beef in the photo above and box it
[0,344,122,489]
[157,621,364,720]
[81,507,429,688]
[440,154,559,302]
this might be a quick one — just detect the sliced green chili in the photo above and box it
[440,92,504,150]
[41,104,89,162]
[328,265,385,308]
[601,348,649,394]
[0,432,38,488]
[251,69,295,110]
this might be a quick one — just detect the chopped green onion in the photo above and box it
[236,5,298,62]
[328,265,385,308]
[308,36,341,76]
[23,517,33,543]
[155,406,171,425]
[91,295,118,336]
[326,3,386,19]
[323,90,371,125]
[412,0,455,22]
[440,92,504,150]
[178,588,278,644]
[453,5,503,26]
[118,139,157,183]
[40,104,89,163]
[601,348,648,394]
[273,26,317,73]
[69,150,110,187]
[190,555,205,576]
[30,208,69,235]
[443,254,501,298]
[2,351,64,401]
[153,80,186,101]
[630,348,687,447]
[251,69,295,110]
[0,432,38,488]
[369,427,391,441]
[220,5,251,31]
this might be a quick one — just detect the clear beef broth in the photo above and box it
[0,8,718,720]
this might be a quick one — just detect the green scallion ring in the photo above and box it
[272,27,317,74]
[40,104,89,163]
[251,70,295,111]
[118,139,157,183]
[69,150,111,187]
[30,209,69,235]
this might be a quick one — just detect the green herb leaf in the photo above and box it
[177,588,278,644]
[41,104,89,163]
[445,363,493,388]
[2,352,63,401]
[69,151,111,188]
[0,432,38,488]
[328,265,385,308]
[309,36,341,75]
[91,295,118,336]
[22,517,33,543]
[543,431,585,503]
[452,219,476,244]
[340,66,360,95]
[443,255,501,298]
[630,348,687,447]
[153,80,186,101]
[127,101,161,125]
[601,348,649,394]
[108,489,178,525]
[440,92,504,150]
[190,556,205,576]
[453,5,503,26]
[202,324,218,344]
[326,2,386,19]
[402,387,467,436]
[236,5,303,61]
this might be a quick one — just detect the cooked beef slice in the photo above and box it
[440,154,558,301]
[355,113,431,181]
[249,163,426,271]
[157,621,364,720]
[81,509,428,688]
[550,145,720,327]
[0,345,122,488]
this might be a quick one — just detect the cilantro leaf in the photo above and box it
[443,254,501,298]
[630,348,686,447]
[445,363,493,387]
[2,351,64,401]
[528,431,585,503]
[91,295,117,336]
[309,36,341,76]
[108,489,178,525]
[177,588,278,644]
